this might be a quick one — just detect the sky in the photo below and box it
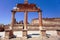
[0,0,60,24]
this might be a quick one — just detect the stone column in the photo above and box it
[9,11,16,38]
[11,11,16,27]
[38,11,42,27]
[23,11,28,37]
[38,11,46,36]
[24,11,28,30]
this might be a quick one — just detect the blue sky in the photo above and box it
[0,0,60,24]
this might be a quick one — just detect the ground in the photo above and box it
[0,36,60,40]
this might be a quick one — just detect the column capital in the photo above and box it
[37,7,42,12]
[38,10,42,13]
[11,10,16,14]
[24,11,28,12]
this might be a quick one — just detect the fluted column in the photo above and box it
[38,11,46,36]
[23,11,28,37]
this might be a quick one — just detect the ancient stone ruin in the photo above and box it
[0,0,60,40]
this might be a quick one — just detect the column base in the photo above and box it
[57,30,60,36]
[23,29,27,37]
[5,31,10,40]
[39,36,47,40]
[22,36,27,40]
[5,30,14,39]
[40,30,46,36]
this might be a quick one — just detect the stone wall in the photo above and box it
[31,18,60,25]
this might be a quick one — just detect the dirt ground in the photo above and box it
[0,36,60,40]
